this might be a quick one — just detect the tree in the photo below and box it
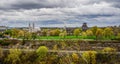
[59,31,67,38]
[101,47,117,63]
[4,29,12,36]
[11,29,20,38]
[81,32,87,39]
[91,26,98,36]
[36,46,48,60]
[82,51,97,64]
[0,32,3,38]
[116,33,120,40]
[41,29,48,36]
[49,29,61,36]
[73,29,80,37]
[103,27,114,39]
[18,30,24,38]
[5,49,22,64]
[24,32,32,40]
[31,33,37,40]
[86,29,93,36]
[95,28,103,40]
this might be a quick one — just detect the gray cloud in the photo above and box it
[0,0,120,27]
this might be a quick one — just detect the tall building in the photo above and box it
[29,22,35,32]
[82,23,88,31]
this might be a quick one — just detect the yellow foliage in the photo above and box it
[102,47,116,52]
[82,51,97,64]
[72,53,79,62]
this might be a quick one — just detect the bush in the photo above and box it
[36,46,48,60]
[102,47,116,53]
[5,49,22,64]
[72,53,79,62]
[82,51,97,64]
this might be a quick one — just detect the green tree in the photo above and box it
[73,29,80,37]
[24,32,32,40]
[5,49,22,64]
[32,33,37,40]
[116,33,120,40]
[4,29,12,36]
[11,29,20,38]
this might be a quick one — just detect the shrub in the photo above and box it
[98,47,117,63]
[102,47,116,53]
[72,53,79,62]
[82,51,97,64]
[36,46,48,60]
[5,49,22,64]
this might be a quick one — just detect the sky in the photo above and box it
[0,0,120,27]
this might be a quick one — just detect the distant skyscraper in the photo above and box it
[82,23,88,31]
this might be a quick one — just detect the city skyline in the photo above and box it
[0,0,120,27]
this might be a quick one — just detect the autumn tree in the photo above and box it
[73,28,80,37]
[5,49,22,64]
[103,27,114,39]
[18,30,24,38]
[41,29,48,36]
[95,28,103,40]
[81,32,87,38]
[102,47,116,52]
[101,47,117,63]
[86,29,93,36]
[59,30,67,38]
[82,51,97,64]
[72,53,79,62]
[91,26,98,36]
[50,29,61,36]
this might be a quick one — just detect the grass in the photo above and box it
[37,35,96,40]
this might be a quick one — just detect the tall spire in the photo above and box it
[32,22,35,32]
[29,22,31,32]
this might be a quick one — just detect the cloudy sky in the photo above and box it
[0,0,120,27]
